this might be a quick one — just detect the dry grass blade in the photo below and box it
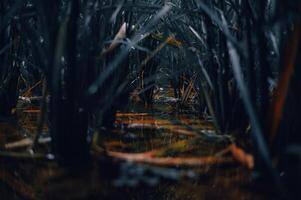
[108,151,232,167]
[268,20,301,144]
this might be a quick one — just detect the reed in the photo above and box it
[1,0,301,196]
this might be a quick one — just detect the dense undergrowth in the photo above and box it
[1,0,301,199]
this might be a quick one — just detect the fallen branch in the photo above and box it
[116,118,198,137]
[229,144,254,169]
[214,144,254,169]
[19,96,43,103]
[108,151,232,167]
[106,140,254,169]
[5,137,51,150]
[116,112,150,117]
[22,109,41,113]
